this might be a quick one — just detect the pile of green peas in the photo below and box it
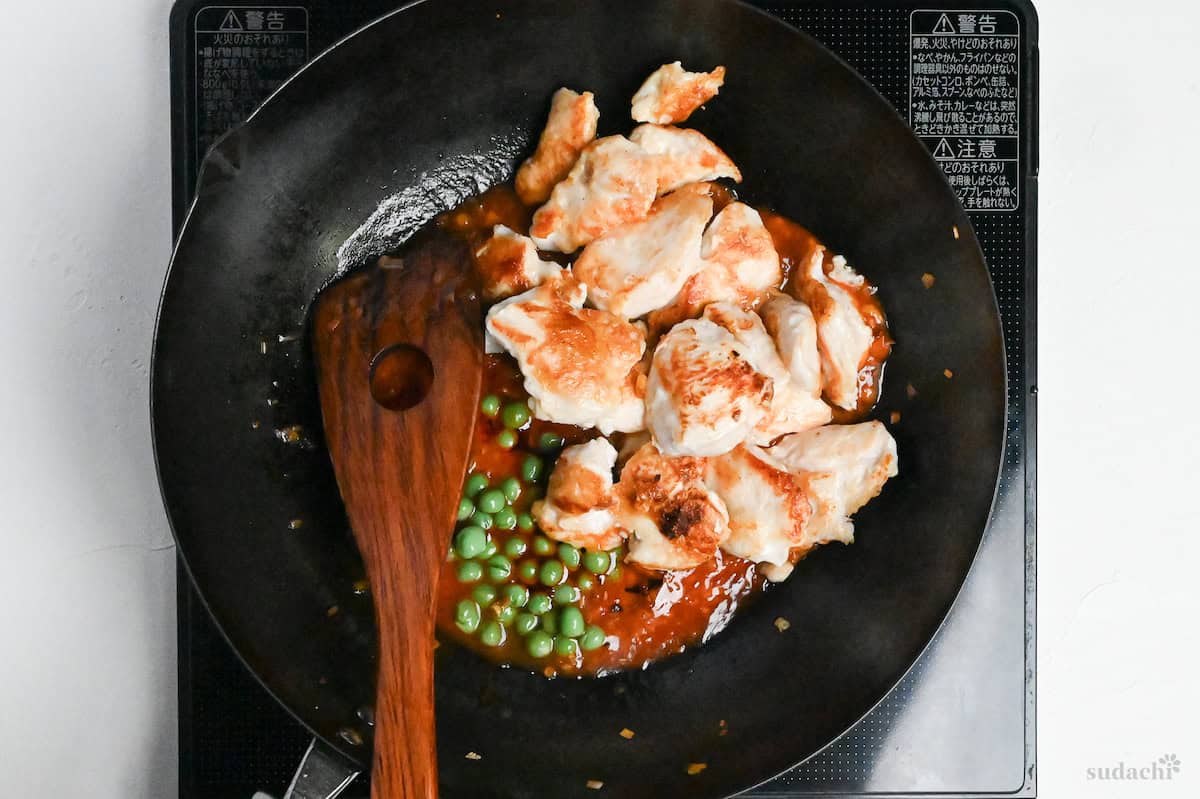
[448,395,621,661]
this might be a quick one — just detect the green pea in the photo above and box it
[541,610,558,635]
[494,604,517,625]
[517,559,539,583]
[539,560,565,586]
[479,621,506,647]
[504,537,528,558]
[501,477,522,503]
[520,455,544,483]
[516,512,534,532]
[482,540,498,558]
[478,489,506,515]
[577,574,595,592]
[501,402,531,430]
[455,599,481,633]
[470,511,494,530]
[580,625,606,651]
[456,497,474,521]
[558,606,585,638]
[454,526,487,559]
[504,584,529,608]
[583,550,611,575]
[558,543,581,569]
[496,430,517,449]
[554,635,579,657]
[538,432,564,452]
[480,394,501,417]
[526,630,553,658]
[457,561,483,583]
[463,473,488,497]
[471,584,497,606]
[487,555,512,581]
[554,584,580,605]
[493,507,517,530]
[528,592,553,615]
[515,612,539,636]
[533,536,555,556]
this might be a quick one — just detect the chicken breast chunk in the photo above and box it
[515,88,600,206]
[528,135,658,253]
[759,292,823,399]
[485,273,647,433]
[629,124,742,194]
[631,62,726,124]
[572,186,713,318]
[706,444,812,569]
[795,248,875,410]
[769,421,898,544]
[645,317,772,457]
[534,438,625,550]
[702,303,831,444]
[474,225,563,301]
[616,441,729,571]
[648,201,782,334]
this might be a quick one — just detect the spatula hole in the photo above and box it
[369,344,434,411]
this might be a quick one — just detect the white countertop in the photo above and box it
[0,1,1197,797]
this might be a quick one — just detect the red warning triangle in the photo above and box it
[219,10,243,31]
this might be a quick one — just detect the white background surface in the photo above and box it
[0,0,1197,797]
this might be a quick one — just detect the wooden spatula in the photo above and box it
[312,229,483,799]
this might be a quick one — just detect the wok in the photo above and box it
[152,0,1006,796]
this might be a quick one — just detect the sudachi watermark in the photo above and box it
[1087,753,1182,782]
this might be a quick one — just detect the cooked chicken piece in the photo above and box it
[702,303,831,444]
[485,273,647,433]
[645,317,772,457]
[629,124,742,194]
[706,444,812,569]
[759,292,823,399]
[647,201,782,334]
[769,421,898,544]
[534,438,626,550]
[572,186,713,318]
[795,247,875,410]
[474,225,563,301]
[616,441,729,571]
[515,88,600,206]
[631,62,726,124]
[529,135,658,253]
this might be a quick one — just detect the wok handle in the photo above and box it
[284,738,362,799]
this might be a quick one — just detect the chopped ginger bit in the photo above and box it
[352,579,370,594]
[465,751,482,761]
[687,763,708,776]
[906,383,918,399]
[952,225,960,239]
[944,368,954,379]
[586,780,604,790]
[326,605,339,617]
[773,617,791,632]
[433,639,440,650]
[276,425,304,443]
[619,728,636,739]
[921,272,936,289]
[890,411,901,424]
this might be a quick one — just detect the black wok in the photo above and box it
[152,0,1006,796]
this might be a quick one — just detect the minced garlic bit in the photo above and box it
[921,272,936,289]
[288,518,303,530]
[952,225,960,239]
[251,420,261,429]
[276,425,303,443]
[944,368,954,379]
[890,410,901,425]
[906,383,918,399]
[619,728,635,739]
[586,780,604,790]
[465,751,482,761]
[687,763,708,776]
[773,617,791,633]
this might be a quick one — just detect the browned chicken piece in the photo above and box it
[629,124,742,194]
[515,88,600,206]
[616,441,730,571]
[533,438,626,551]
[631,62,726,125]
[529,135,659,253]
[474,225,563,301]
